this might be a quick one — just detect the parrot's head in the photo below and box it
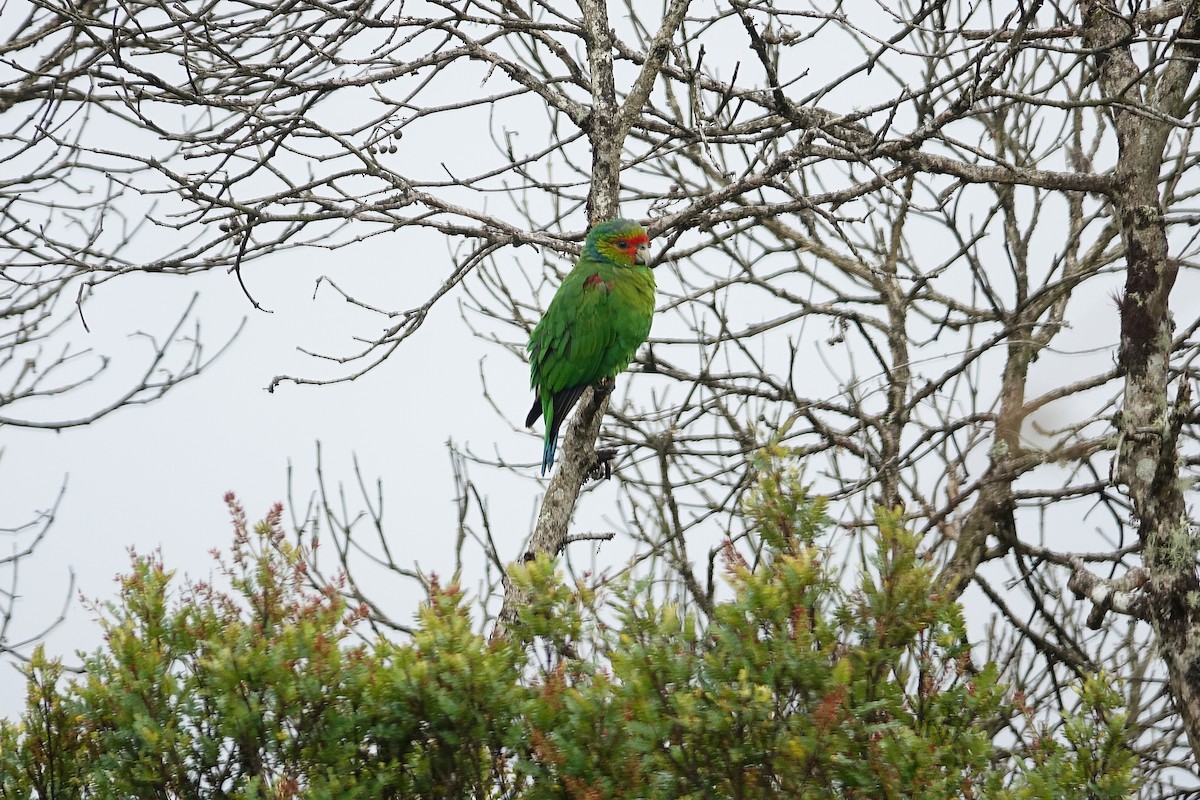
[586,218,651,268]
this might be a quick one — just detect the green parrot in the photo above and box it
[526,218,655,475]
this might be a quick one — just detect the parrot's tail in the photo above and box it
[535,384,589,475]
[542,430,558,475]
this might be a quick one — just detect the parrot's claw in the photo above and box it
[584,447,618,484]
[583,448,619,484]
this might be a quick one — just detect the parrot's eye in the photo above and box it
[617,240,629,249]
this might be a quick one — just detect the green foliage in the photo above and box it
[996,674,1138,800]
[0,469,1137,799]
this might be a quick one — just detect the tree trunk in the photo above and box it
[1084,0,1200,762]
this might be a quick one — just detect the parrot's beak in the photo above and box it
[635,242,651,266]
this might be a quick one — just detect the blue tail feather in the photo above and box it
[542,431,557,475]
[533,383,588,476]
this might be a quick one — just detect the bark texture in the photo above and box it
[1082,0,1200,759]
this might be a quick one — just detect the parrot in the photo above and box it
[526,218,655,475]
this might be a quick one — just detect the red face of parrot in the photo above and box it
[605,230,651,266]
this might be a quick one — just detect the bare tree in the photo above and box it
[7,0,1200,791]
[0,11,237,662]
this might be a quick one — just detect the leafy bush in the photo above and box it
[0,467,1135,799]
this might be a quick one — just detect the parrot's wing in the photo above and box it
[531,266,616,394]
[527,260,631,473]
[525,395,542,427]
